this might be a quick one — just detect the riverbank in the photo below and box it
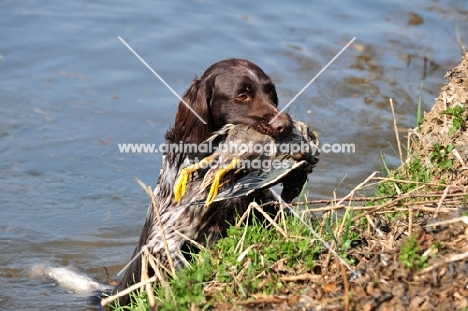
[108,50,468,311]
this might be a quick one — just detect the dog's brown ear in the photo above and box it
[171,75,215,144]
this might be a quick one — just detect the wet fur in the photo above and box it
[113,59,294,305]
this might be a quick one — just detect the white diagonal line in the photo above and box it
[116,247,144,276]
[118,36,207,125]
[270,37,356,124]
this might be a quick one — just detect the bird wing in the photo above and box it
[191,158,312,204]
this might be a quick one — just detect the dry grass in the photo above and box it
[108,52,468,310]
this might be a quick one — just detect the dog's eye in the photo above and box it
[237,94,249,101]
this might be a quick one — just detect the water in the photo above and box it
[1,0,467,309]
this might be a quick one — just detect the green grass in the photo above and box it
[340,210,355,253]
[376,153,431,199]
[442,104,466,135]
[399,235,429,270]
[111,211,328,310]
[430,143,454,170]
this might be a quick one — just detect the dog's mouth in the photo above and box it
[255,121,282,139]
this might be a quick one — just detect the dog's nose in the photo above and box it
[270,113,292,138]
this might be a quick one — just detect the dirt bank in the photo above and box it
[411,50,468,187]
[292,51,468,311]
[237,52,468,311]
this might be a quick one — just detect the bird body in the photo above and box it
[174,120,319,205]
